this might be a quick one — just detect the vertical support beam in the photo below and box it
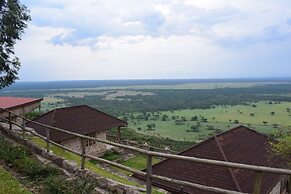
[8,112,12,130]
[117,126,121,143]
[253,171,262,194]
[146,154,153,194]
[46,128,50,152]
[80,138,86,169]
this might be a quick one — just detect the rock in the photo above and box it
[63,160,78,173]
[97,178,108,189]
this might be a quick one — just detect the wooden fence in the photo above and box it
[0,108,290,194]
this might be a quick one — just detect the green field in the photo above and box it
[128,101,291,141]
[0,166,31,194]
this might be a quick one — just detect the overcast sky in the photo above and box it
[16,0,291,81]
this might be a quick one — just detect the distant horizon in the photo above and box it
[14,77,291,83]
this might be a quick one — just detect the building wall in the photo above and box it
[268,177,290,194]
[60,132,107,157]
[269,181,281,194]
[0,102,41,125]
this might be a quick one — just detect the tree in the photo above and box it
[270,129,291,164]
[1,0,30,88]
[286,108,290,116]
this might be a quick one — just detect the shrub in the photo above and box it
[44,176,96,194]
[13,157,59,180]
[0,138,27,163]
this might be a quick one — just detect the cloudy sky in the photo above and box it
[16,0,291,81]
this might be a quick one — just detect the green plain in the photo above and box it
[128,101,291,141]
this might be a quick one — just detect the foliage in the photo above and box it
[271,129,291,164]
[44,176,96,194]
[0,0,31,88]
[0,137,27,163]
[25,111,42,120]
[108,128,194,152]
[13,157,59,180]
[0,165,31,194]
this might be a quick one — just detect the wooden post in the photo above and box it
[117,126,121,143]
[80,138,86,169]
[288,175,291,193]
[22,122,26,139]
[46,128,50,152]
[253,171,262,194]
[180,186,184,193]
[146,154,153,194]
[8,112,12,130]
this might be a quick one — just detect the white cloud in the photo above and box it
[15,0,291,80]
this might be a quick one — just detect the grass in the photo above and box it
[111,155,161,176]
[128,101,291,141]
[31,137,164,194]
[0,165,31,194]
[31,137,141,187]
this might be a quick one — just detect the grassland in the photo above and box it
[128,101,291,141]
[0,166,31,194]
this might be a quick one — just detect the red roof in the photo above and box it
[0,96,43,109]
[26,105,127,142]
[134,125,287,194]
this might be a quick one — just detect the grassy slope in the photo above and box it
[31,137,140,186]
[31,137,163,194]
[128,101,291,141]
[0,166,31,194]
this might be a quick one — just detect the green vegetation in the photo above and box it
[128,101,291,141]
[108,128,194,152]
[31,137,142,187]
[271,129,291,164]
[0,137,97,194]
[0,166,31,194]
[121,155,161,171]
[0,0,31,88]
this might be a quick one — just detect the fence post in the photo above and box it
[146,154,153,194]
[22,122,26,139]
[8,112,12,130]
[46,128,50,152]
[80,138,86,169]
[253,171,262,194]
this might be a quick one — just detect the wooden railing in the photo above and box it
[0,108,290,194]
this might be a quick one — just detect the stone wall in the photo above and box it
[61,132,107,157]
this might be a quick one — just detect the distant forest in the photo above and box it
[2,84,291,116]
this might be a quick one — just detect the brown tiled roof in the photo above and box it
[134,125,287,194]
[26,105,127,142]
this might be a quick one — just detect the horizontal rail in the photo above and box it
[0,118,245,194]
[1,107,291,194]
[2,108,289,176]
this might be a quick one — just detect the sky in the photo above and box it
[15,0,291,81]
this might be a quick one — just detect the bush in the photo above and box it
[0,138,27,163]
[13,158,59,180]
[44,176,96,194]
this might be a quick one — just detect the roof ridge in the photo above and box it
[214,135,242,192]
[50,105,127,125]
[84,105,128,125]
